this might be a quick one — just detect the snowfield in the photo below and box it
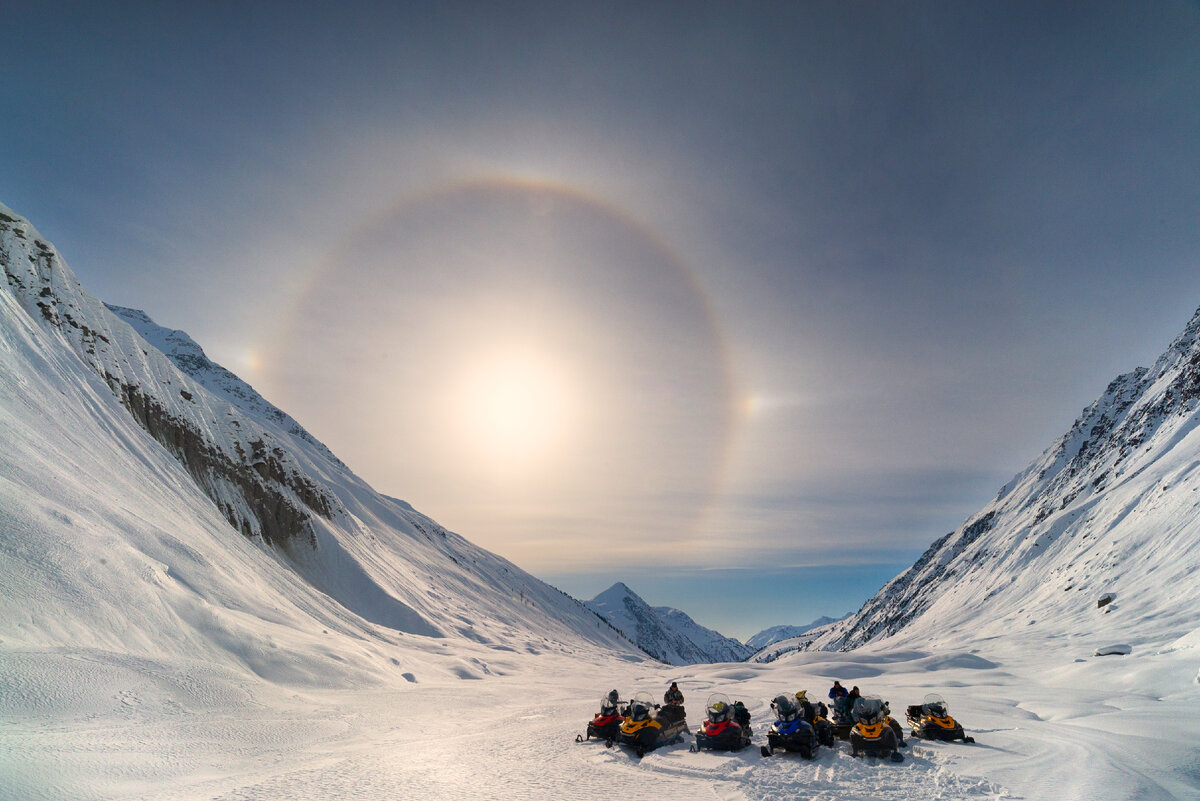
[4,635,1198,800]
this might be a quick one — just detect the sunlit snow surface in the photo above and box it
[4,641,1199,800]
[1,200,1198,800]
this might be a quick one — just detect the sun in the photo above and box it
[447,344,578,475]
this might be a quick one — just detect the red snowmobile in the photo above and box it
[690,693,751,752]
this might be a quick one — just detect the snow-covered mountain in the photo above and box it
[0,200,641,687]
[586,582,752,664]
[745,616,844,651]
[799,303,1200,656]
[5,201,1199,801]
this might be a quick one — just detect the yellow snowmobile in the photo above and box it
[905,693,975,743]
[616,692,688,757]
[849,697,903,762]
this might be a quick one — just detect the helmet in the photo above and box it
[772,693,799,722]
[795,690,808,702]
[706,692,732,723]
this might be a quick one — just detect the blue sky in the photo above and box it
[4,1,1200,640]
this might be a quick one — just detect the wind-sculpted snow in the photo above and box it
[801,304,1200,655]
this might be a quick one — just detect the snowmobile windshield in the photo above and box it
[600,697,618,716]
[852,697,885,724]
[629,692,654,721]
[772,694,799,722]
[706,692,731,722]
[923,693,948,717]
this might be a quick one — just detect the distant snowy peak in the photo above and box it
[586,583,752,665]
[745,617,843,651]
[802,302,1200,654]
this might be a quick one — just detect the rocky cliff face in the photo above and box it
[801,304,1200,654]
[0,207,337,549]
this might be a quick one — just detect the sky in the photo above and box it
[3,1,1200,640]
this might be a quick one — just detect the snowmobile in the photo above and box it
[576,691,626,743]
[849,696,903,762]
[831,693,855,740]
[691,693,751,752]
[905,693,975,743]
[616,692,688,757]
[795,692,835,747]
[759,693,818,759]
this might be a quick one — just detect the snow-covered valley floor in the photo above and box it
[4,636,1196,801]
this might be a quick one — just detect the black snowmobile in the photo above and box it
[795,693,835,747]
[616,692,688,757]
[905,693,975,743]
[849,697,903,762]
[759,693,818,759]
[576,690,626,743]
[831,694,855,740]
[691,693,751,752]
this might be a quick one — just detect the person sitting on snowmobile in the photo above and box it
[605,689,626,716]
[832,685,856,722]
[828,681,848,701]
[664,682,684,706]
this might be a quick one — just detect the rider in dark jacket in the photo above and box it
[664,682,684,705]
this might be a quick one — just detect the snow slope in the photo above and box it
[800,303,1200,660]
[587,582,752,664]
[2,200,1197,800]
[745,616,844,652]
[0,199,638,685]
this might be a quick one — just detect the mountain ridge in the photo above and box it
[586,582,752,664]
[0,200,642,684]
[798,304,1200,656]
